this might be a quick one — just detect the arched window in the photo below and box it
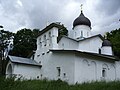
[57,67,61,77]
[102,68,106,77]
[49,32,51,46]
[49,32,51,37]
[62,43,64,49]
[81,31,83,37]
[102,64,108,78]
[44,35,46,46]
[39,38,42,47]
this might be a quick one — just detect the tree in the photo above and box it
[0,26,14,75]
[58,24,68,37]
[9,28,41,58]
[106,28,120,58]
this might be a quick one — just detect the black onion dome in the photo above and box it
[73,11,91,28]
[102,39,112,47]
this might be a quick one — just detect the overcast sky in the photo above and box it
[0,0,120,35]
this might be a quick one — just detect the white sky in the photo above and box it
[0,0,120,35]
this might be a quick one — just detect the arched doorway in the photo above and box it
[6,64,12,78]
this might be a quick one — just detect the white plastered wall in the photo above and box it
[74,55,116,83]
[78,37,103,53]
[73,25,91,39]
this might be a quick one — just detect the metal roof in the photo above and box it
[50,49,119,61]
[38,23,65,37]
[73,11,91,28]
[8,55,41,67]
[102,39,112,47]
[58,34,104,43]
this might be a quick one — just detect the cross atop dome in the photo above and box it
[80,4,83,12]
[73,5,91,28]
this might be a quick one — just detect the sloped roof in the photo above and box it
[8,55,41,67]
[102,39,112,46]
[58,34,104,43]
[50,49,119,61]
[77,34,104,41]
[38,23,65,37]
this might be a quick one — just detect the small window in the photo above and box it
[57,67,61,77]
[37,54,40,57]
[39,61,41,64]
[99,48,101,54]
[44,35,46,46]
[81,31,83,37]
[63,73,66,78]
[39,38,41,43]
[42,53,45,55]
[62,43,64,48]
[39,38,42,47]
[49,32,51,46]
[102,68,106,77]
[40,42,42,47]
[87,32,89,37]
[49,32,51,37]
[37,76,39,79]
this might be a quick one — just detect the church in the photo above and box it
[6,8,120,84]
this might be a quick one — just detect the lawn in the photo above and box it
[0,77,120,90]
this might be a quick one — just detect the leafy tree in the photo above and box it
[58,24,68,37]
[0,26,14,75]
[9,28,40,58]
[9,23,68,58]
[106,28,120,58]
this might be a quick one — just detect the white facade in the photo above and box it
[74,54,116,83]
[6,11,120,84]
[73,25,91,39]
[6,57,42,80]
[101,46,113,55]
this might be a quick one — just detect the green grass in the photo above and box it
[0,77,120,90]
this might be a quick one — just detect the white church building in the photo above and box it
[6,9,120,84]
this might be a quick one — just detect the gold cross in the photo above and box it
[80,4,83,12]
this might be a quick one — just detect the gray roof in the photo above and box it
[50,49,119,61]
[73,11,91,28]
[38,23,65,37]
[102,39,112,47]
[58,34,104,43]
[8,55,41,67]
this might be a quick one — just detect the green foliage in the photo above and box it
[9,28,41,58]
[106,28,120,58]
[0,77,120,90]
[58,24,68,37]
[0,26,14,75]
[9,25,68,58]
[0,29,14,58]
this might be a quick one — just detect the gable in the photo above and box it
[50,49,118,61]
[78,35,104,53]
[58,36,78,50]
[7,55,41,67]
[78,34,104,42]
[38,23,65,37]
